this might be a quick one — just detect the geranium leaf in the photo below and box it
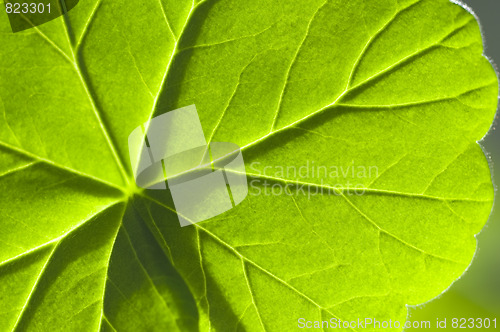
[0,0,497,331]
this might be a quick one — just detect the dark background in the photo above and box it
[409,0,500,328]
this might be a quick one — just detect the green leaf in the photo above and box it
[0,0,497,331]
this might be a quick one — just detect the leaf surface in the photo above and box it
[0,0,497,331]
